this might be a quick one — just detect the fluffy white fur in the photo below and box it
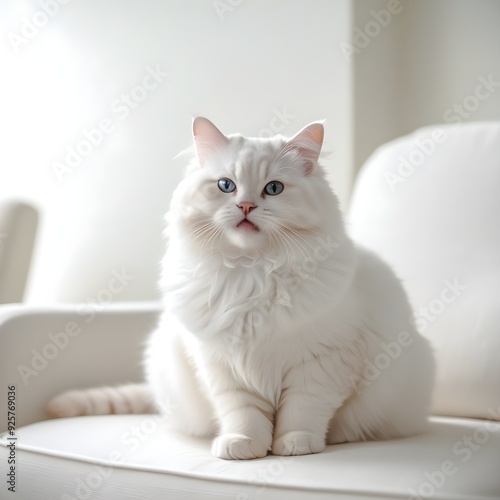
[48,118,435,460]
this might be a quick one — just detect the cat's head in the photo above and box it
[169,117,342,260]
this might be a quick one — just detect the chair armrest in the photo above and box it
[0,201,38,303]
[0,302,160,431]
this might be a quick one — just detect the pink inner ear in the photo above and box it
[287,122,324,175]
[192,117,228,166]
[303,159,314,175]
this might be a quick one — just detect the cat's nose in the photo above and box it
[237,202,257,216]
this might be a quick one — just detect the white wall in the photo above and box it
[0,0,352,302]
[1,1,499,304]
[352,0,500,171]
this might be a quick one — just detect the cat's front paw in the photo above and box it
[212,433,270,460]
[272,431,325,456]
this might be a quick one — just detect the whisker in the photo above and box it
[202,225,220,253]
[274,225,296,263]
[260,213,328,239]
[210,227,225,252]
[264,226,286,264]
[189,223,218,245]
[259,215,317,261]
[189,225,214,239]
[278,225,315,256]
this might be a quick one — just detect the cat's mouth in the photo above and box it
[237,218,260,232]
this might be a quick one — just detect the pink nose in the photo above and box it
[237,202,257,216]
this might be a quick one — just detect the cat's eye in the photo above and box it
[217,178,236,193]
[264,181,284,196]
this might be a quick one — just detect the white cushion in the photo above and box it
[1,415,500,499]
[348,122,500,420]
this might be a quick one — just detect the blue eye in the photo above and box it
[218,178,236,193]
[264,181,284,196]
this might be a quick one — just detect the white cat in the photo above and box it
[48,118,435,460]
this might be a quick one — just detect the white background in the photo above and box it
[0,0,499,303]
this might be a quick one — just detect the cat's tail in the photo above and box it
[46,383,154,418]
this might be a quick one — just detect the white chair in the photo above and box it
[0,200,38,304]
[1,122,500,499]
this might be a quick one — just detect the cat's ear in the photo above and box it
[192,117,228,167]
[286,122,324,175]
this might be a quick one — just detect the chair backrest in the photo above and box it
[348,121,500,421]
[0,201,38,303]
